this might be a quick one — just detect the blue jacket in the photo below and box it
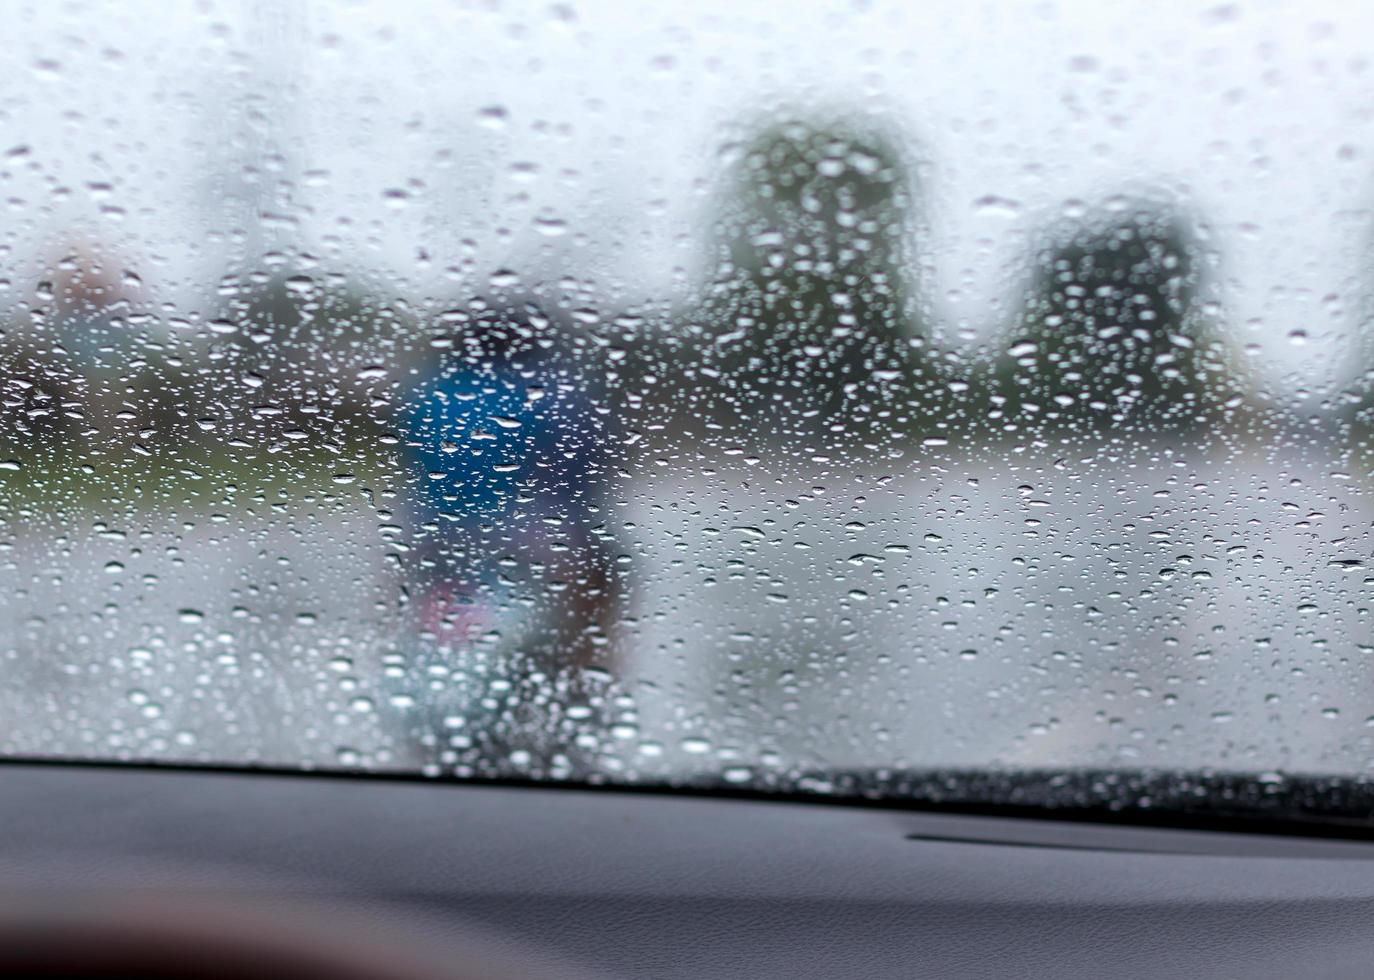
[402,355,601,533]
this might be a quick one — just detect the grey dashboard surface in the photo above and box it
[0,763,1372,979]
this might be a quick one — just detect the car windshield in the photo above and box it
[3,0,1374,826]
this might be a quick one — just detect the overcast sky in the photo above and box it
[4,0,1374,389]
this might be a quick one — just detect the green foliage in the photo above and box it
[993,202,1237,437]
[692,118,935,451]
[211,269,409,438]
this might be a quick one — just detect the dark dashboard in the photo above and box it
[0,763,1371,979]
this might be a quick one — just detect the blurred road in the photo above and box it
[0,439,1370,779]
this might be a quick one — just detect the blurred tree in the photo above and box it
[205,267,410,454]
[0,299,77,447]
[993,201,1240,438]
[686,118,937,455]
[1344,366,1374,449]
[1339,225,1374,450]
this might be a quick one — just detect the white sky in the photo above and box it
[4,0,1374,389]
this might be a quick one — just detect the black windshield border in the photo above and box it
[2,755,1372,842]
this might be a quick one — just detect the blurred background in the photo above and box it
[1,0,1373,784]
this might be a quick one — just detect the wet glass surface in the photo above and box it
[2,1,1374,808]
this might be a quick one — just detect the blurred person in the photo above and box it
[398,293,619,772]
[2,242,137,446]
